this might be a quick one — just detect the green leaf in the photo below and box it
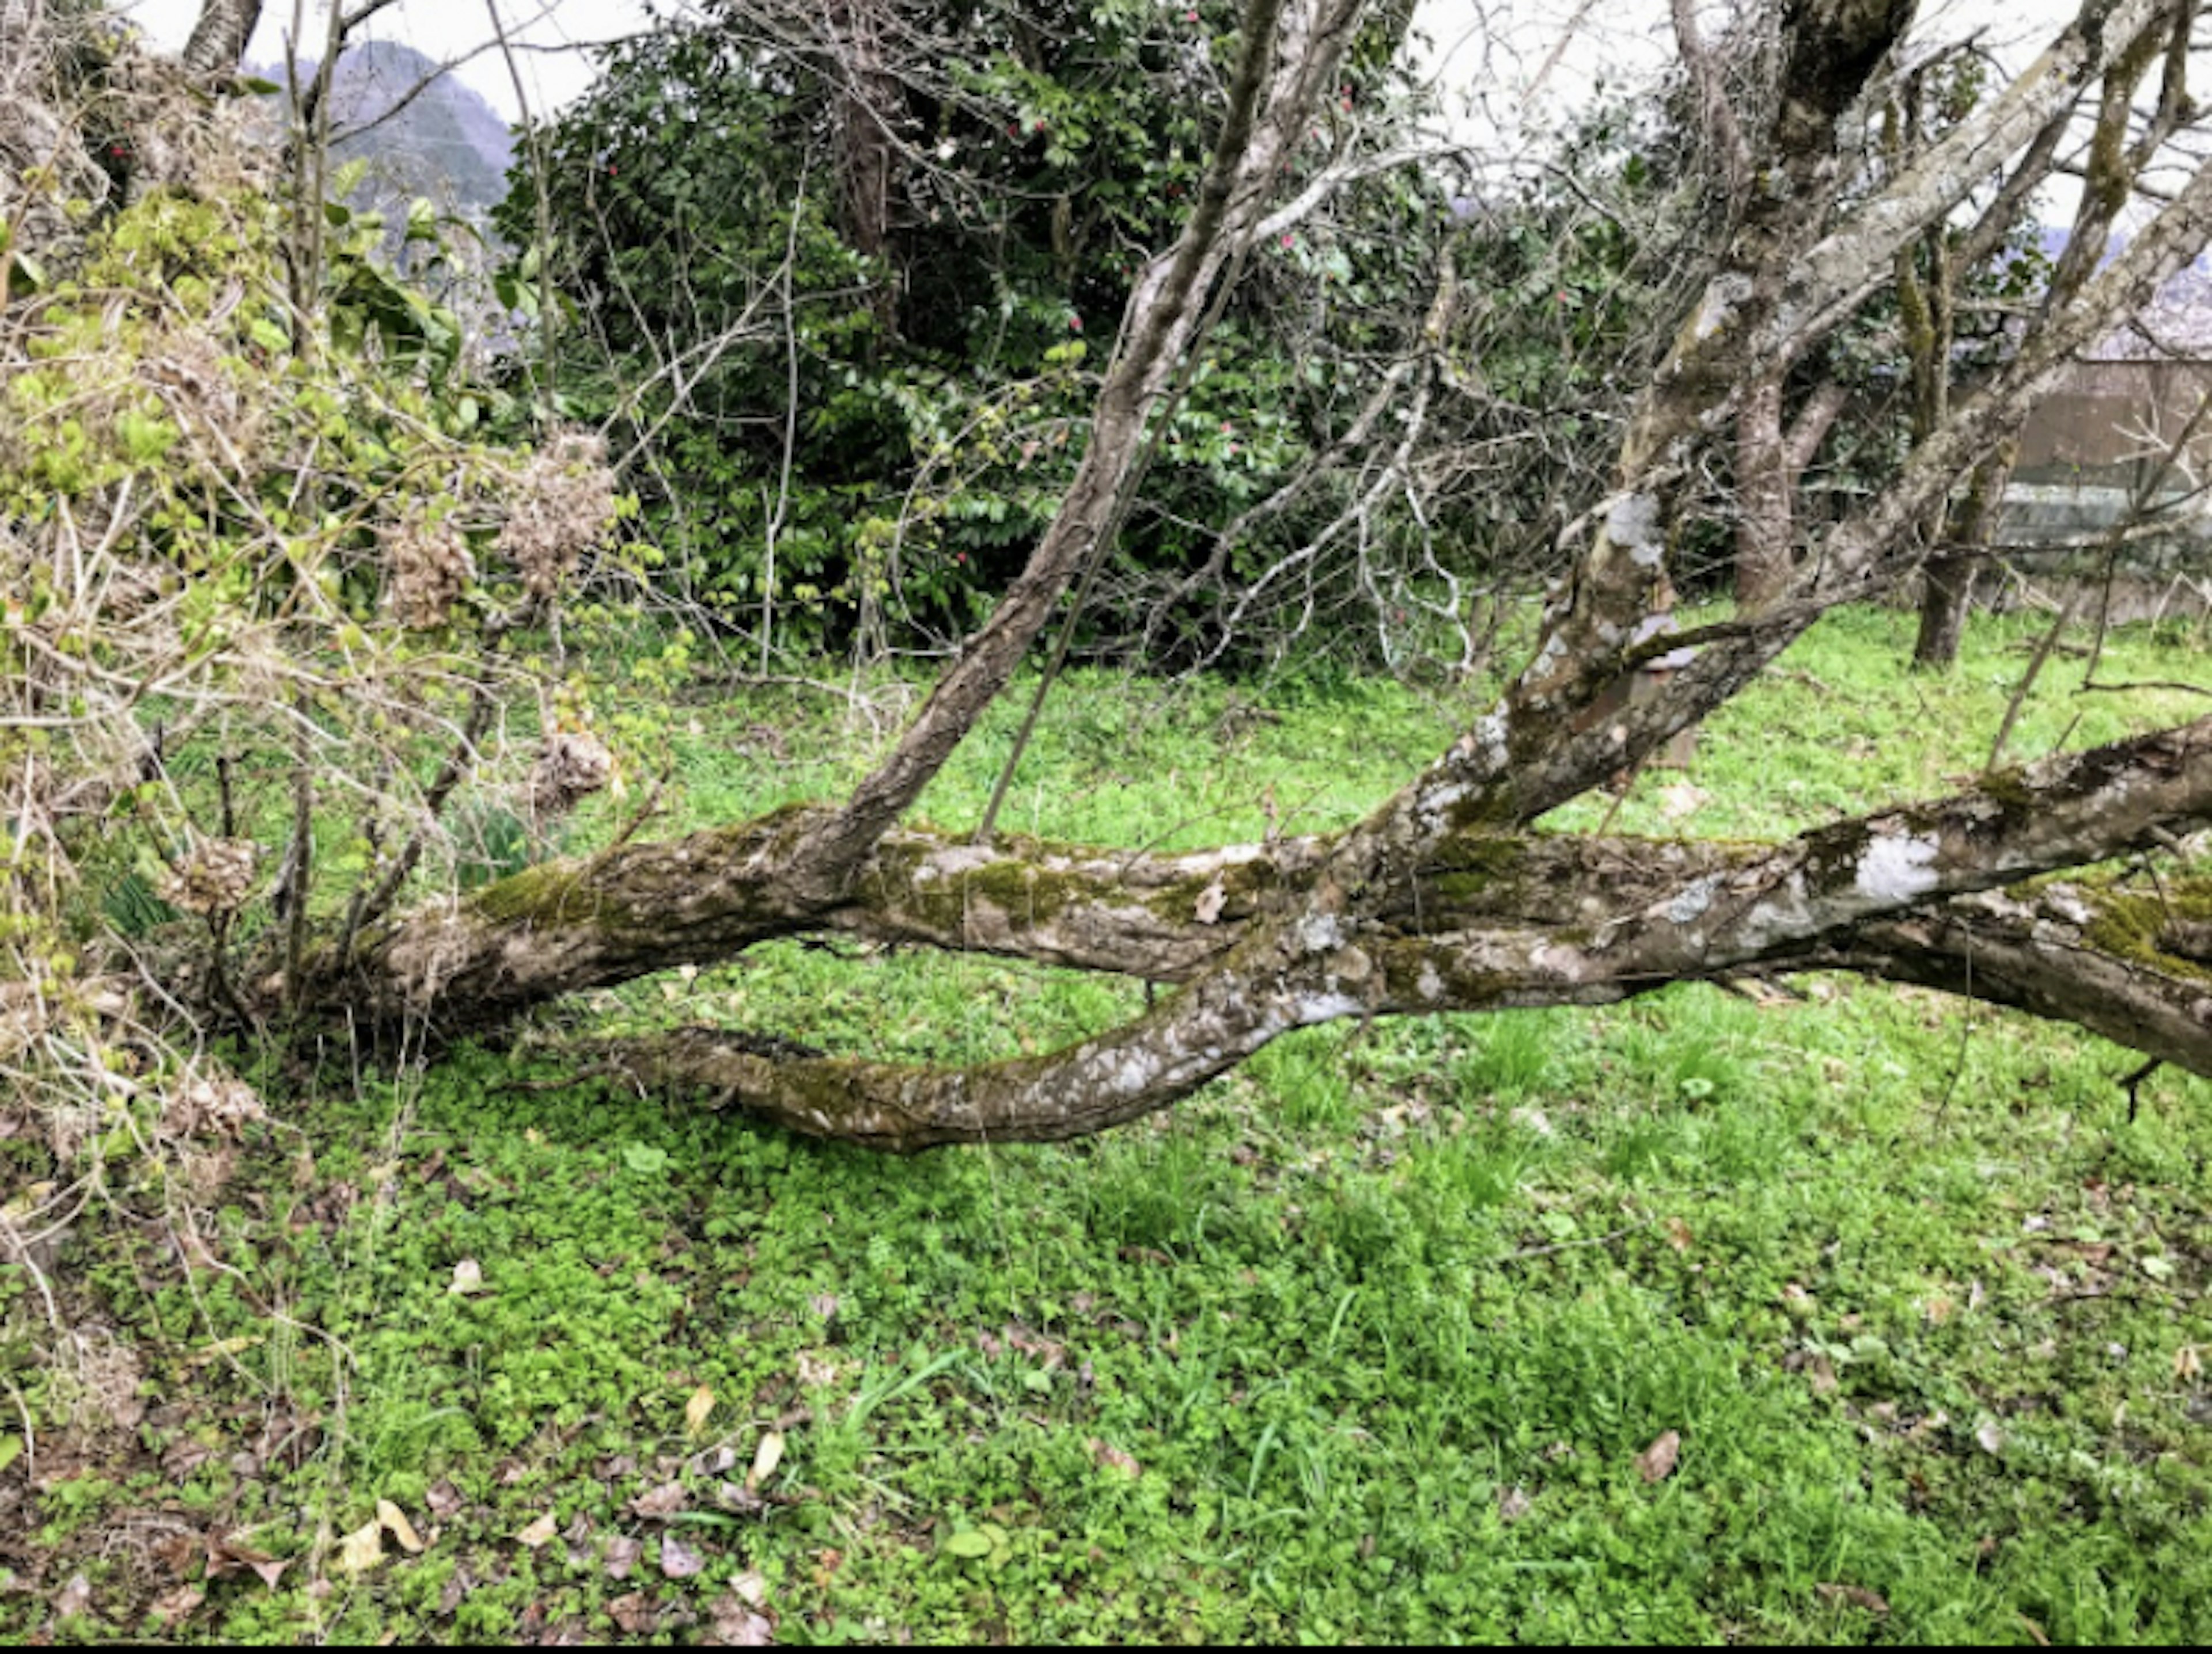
[116,411,178,465]
[330,157,371,199]
[623,1143,671,1175]
[0,1436,20,1475]
[239,76,284,95]
[942,1530,993,1560]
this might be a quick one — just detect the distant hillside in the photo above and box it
[252,40,514,221]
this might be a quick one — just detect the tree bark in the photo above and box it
[183,0,265,74]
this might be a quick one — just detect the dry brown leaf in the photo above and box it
[709,1596,775,1646]
[149,1585,204,1627]
[1634,1430,1681,1484]
[376,1499,425,1554]
[1086,1437,1141,1478]
[628,1481,688,1520]
[685,1384,717,1438]
[1497,1486,1532,1524]
[603,1534,644,1580]
[1817,1583,1891,1615]
[748,1430,785,1490]
[660,1534,704,1580]
[608,1591,658,1634]
[211,1537,290,1589]
[336,1519,385,1574]
[54,1574,91,1619]
[1663,1217,1693,1254]
[1808,1355,1838,1397]
[2176,1345,2205,1380]
[728,1568,770,1609]
[1194,878,1226,924]
[516,1512,558,1549]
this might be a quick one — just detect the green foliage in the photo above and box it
[495,0,1456,658]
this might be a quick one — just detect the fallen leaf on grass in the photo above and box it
[2177,1345,2205,1380]
[449,1259,487,1295]
[709,1596,775,1645]
[660,1535,704,1580]
[1497,1486,1532,1524]
[748,1431,785,1490]
[602,1535,643,1580]
[210,1537,290,1588]
[425,1480,464,1518]
[376,1499,425,1554]
[1816,1583,1890,1615]
[685,1385,716,1438]
[54,1573,91,1619]
[1975,1421,2006,1456]
[728,1568,770,1609]
[515,1512,558,1549]
[630,1481,688,1520]
[1663,1217,1693,1254]
[1635,1431,1681,1484]
[608,1591,658,1634]
[149,1585,204,1627]
[1086,1437,1141,1478]
[336,1519,384,1574]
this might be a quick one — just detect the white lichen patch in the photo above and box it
[920,844,995,879]
[1688,272,1752,343]
[1473,706,1510,769]
[1299,991,1366,1025]
[1666,876,1719,924]
[1853,832,1943,905]
[1417,962,1444,1001]
[1604,492,1666,566]
[1297,913,1344,953]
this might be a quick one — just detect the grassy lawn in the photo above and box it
[2,605,2209,1643]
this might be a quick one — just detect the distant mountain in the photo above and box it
[251,40,515,222]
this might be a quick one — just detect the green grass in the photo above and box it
[3,604,2209,1643]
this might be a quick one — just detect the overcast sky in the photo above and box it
[119,0,2078,134]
